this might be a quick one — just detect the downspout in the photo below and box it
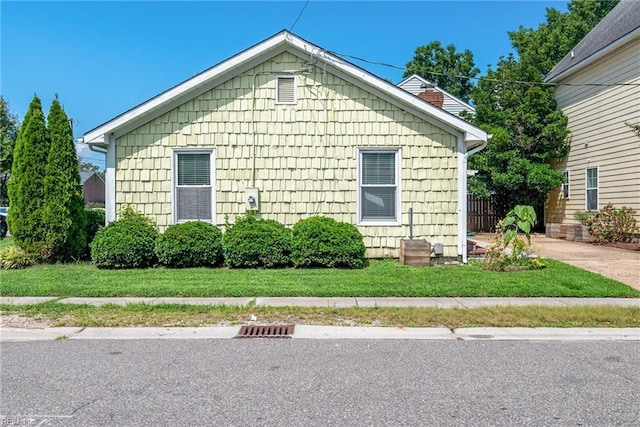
[458,136,489,263]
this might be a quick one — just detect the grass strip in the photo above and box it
[2,303,639,328]
[1,259,638,298]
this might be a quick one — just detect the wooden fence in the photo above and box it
[467,195,501,232]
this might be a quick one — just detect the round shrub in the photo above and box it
[90,208,158,269]
[223,215,291,268]
[291,216,366,268]
[156,221,223,268]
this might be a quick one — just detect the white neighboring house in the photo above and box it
[397,74,475,117]
[544,0,640,224]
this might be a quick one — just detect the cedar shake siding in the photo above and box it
[114,52,460,258]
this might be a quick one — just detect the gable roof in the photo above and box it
[80,171,104,185]
[83,30,487,147]
[397,74,475,114]
[545,0,640,83]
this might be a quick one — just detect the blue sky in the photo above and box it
[2,1,566,168]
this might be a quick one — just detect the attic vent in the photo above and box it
[276,76,296,104]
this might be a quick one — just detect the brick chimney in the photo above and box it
[418,90,444,108]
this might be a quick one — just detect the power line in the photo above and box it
[328,51,640,88]
[290,0,310,31]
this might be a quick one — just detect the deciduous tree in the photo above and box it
[0,96,20,206]
[468,0,618,218]
[403,41,479,103]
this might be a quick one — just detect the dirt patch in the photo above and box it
[0,314,53,329]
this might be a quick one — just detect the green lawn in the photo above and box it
[2,303,639,328]
[0,236,14,250]
[1,259,638,298]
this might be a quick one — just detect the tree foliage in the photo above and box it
[0,96,20,206]
[7,95,50,253]
[468,0,618,218]
[42,96,87,260]
[404,41,479,103]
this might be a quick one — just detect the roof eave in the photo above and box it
[545,27,640,83]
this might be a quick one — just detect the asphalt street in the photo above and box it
[2,339,639,426]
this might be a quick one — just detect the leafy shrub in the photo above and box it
[584,203,638,243]
[223,214,291,268]
[484,205,545,271]
[291,216,366,268]
[156,221,223,268]
[85,209,106,245]
[574,210,595,226]
[90,206,158,269]
[0,245,36,270]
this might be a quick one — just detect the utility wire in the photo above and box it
[290,0,310,31]
[328,50,640,88]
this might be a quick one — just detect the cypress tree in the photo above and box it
[7,95,50,253]
[42,96,87,260]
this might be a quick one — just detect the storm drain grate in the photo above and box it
[236,325,295,338]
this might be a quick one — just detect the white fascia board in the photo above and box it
[82,32,292,144]
[545,28,640,83]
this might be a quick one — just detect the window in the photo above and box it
[174,150,214,222]
[586,167,598,211]
[358,148,401,225]
[562,170,569,199]
[276,76,296,104]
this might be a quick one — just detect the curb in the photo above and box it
[2,326,640,342]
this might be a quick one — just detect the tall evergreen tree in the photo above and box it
[7,95,50,253]
[42,96,87,260]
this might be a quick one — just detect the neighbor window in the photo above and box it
[562,170,569,199]
[174,150,215,222]
[358,148,401,225]
[586,167,598,211]
[276,76,296,104]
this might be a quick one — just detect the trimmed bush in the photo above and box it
[223,215,291,268]
[156,221,223,268]
[90,207,158,269]
[291,216,366,268]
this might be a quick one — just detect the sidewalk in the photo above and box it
[3,298,639,342]
[1,296,640,308]
[470,233,640,290]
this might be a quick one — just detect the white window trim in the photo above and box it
[275,75,297,105]
[356,147,402,226]
[561,169,570,199]
[585,166,598,211]
[171,148,216,224]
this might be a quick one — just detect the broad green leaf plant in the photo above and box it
[484,205,545,271]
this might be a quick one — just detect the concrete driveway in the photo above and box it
[472,234,640,291]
